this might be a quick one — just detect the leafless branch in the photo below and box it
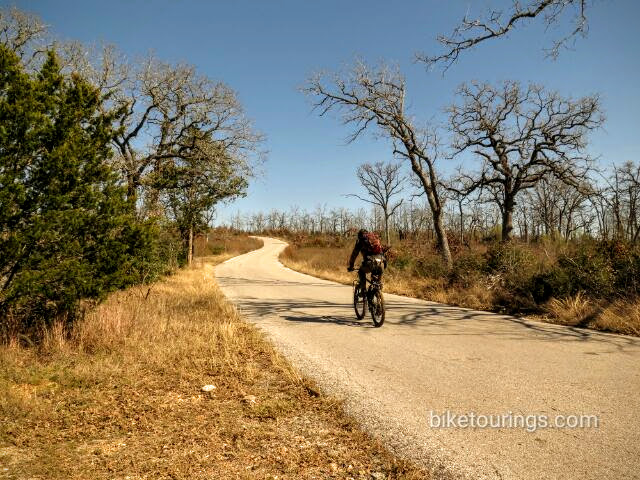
[417,0,589,70]
[0,6,49,67]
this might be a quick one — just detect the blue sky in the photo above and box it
[7,0,640,221]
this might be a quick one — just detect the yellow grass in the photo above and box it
[546,292,596,325]
[0,237,426,479]
[545,294,640,336]
[594,300,640,336]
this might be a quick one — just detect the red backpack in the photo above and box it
[362,232,383,255]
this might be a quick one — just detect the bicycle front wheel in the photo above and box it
[369,289,385,327]
[353,283,366,320]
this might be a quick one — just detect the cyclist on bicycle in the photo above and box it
[347,229,387,294]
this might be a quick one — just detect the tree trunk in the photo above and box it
[384,209,390,245]
[126,176,137,204]
[408,159,453,269]
[433,208,453,266]
[458,200,464,244]
[501,196,515,242]
[187,226,193,266]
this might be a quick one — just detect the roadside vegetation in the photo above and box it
[278,231,640,336]
[0,231,426,479]
[0,8,264,341]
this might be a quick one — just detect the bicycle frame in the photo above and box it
[353,271,385,327]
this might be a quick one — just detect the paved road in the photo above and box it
[215,237,640,480]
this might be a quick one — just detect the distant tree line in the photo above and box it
[226,157,640,247]
[0,8,263,338]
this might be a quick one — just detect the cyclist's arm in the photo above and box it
[347,240,361,270]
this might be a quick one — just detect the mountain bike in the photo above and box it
[353,271,385,327]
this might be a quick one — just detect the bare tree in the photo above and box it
[449,81,602,241]
[0,7,120,77]
[418,0,590,69]
[313,204,329,233]
[55,43,265,208]
[530,176,593,239]
[103,56,264,206]
[444,185,471,244]
[249,212,265,232]
[604,161,640,242]
[266,209,287,231]
[588,185,611,239]
[348,162,405,244]
[619,162,640,242]
[304,60,453,267]
[0,6,48,66]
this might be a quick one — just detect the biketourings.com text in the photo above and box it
[428,410,599,433]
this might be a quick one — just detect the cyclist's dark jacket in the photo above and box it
[348,236,379,270]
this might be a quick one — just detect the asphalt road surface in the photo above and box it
[215,237,640,480]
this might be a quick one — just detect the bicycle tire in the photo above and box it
[369,288,385,327]
[353,283,367,320]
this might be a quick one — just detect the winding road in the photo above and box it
[215,237,640,480]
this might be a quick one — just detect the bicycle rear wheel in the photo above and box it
[353,283,366,320]
[369,289,385,327]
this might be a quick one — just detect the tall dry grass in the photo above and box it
[546,294,640,335]
[594,300,640,336]
[195,228,263,258]
[0,238,426,479]
[546,292,596,325]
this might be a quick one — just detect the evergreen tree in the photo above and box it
[0,45,159,336]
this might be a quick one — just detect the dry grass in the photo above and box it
[195,229,263,258]
[545,292,597,325]
[0,235,426,479]
[545,294,640,336]
[593,300,640,336]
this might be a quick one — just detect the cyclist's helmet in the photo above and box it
[357,228,368,239]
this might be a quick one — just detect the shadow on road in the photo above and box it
[217,275,336,289]
[226,290,640,352]
[235,297,372,328]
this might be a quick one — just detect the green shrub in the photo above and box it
[483,242,539,292]
[449,251,485,287]
[529,267,573,302]
[484,243,536,275]
[414,255,448,279]
[603,241,640,295]
[209,244,226,255]
[557,244,615,298]
[528,240,640,302]
[492,288,539,313]
[390,254,412,271]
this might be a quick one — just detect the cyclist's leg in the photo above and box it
[358,259,372,293]
[358,265,367,292]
